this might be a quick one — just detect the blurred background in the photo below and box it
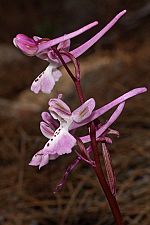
[0,0,150,225]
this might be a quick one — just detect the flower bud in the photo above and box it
[13,34,38,56]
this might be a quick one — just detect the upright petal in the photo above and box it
[72,98,95,123]
[31,64,55,94]
[49,98,71,119]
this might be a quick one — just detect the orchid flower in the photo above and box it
[29,96,96,169]
[13,10,126,94]
[13,21,98,94]
[29,87,147,169]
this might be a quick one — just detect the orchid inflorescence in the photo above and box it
[14,10,147,225]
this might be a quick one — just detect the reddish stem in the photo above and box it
[53,48,124,225]
[59,50,81,80]
[53,47,85,103]
[52,47,77,82]
[90,123,124,225]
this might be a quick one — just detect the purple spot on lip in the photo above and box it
[35,153,43,157]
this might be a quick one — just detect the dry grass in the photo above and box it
[0,120,149,225]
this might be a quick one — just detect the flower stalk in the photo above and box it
[54,49,124,225]
[52,47,85,103]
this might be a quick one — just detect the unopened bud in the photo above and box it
[13,34,38,56]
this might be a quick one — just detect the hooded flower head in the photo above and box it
[13,34,38,56]
[13,11,126,94]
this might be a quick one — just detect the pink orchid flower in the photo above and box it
[29,96,95,169]
[13,10,126,94]
[29,87,146,169]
